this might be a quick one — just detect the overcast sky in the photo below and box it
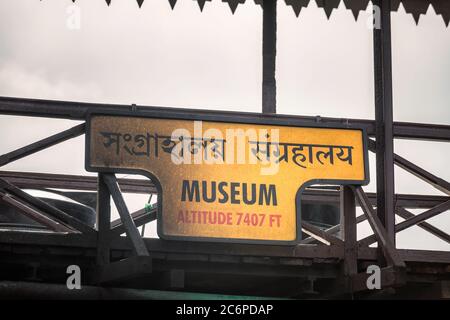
[0,0,448,250]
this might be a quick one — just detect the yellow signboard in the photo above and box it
[86,111,369,244]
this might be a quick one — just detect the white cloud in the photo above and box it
[0,62,103,100]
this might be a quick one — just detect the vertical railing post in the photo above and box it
[96,173,111,266]
[341,186,357,277]
[373,0,396,245]
[262,0,277,113]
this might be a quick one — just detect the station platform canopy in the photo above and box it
[65,0,450,26]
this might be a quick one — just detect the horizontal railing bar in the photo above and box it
[1,96,449,141]
[0,171,447,209]
[0,229,449,264]
[0,171,157,194]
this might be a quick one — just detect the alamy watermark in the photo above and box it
[366,264,381,290]
[66,4,81,30]
[368,5,382,30]
[170,121,281,176]
[64,3,382,31]
[66,264,81,290]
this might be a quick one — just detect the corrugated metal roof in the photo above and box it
[63,0,450,27]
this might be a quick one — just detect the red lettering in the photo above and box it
[258,214,265,226]
[177,210,279,228]
[236,212,243,225]
[269,214,281,227]
[177,210,184,223]
[185,210,191,223]
[226,212,232,225]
